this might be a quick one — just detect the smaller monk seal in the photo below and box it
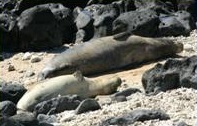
[38,35,183,80]
[17,71,121,112]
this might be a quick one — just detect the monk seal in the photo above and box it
[17,71,121,112]
[38,35,183,80]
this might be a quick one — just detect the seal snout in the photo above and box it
[175,42,183,53]
[37,72,45,81]
[37,67,56,81]
[108,77,122,93]
[114,77,122,87]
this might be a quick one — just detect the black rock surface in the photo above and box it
[10,112,39,126]
[34,95,82,115]
[0,81,27,104]
[102,109,170,125]
[0,101,17,116]
[75,98,101,114]
[142,55,197,94]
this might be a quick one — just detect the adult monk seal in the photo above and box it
[17,71,121,112]
[38,35,183,80]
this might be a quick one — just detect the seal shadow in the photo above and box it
[45,46,69,54]
[89,54,185,78]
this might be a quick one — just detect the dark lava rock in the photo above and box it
[159,14,186,36]
[158,10,195,36]
[134,0,175,13]
[0,116,24,126]
[110,0,195,38]
[87,0,136,13]
[0,12,18,52]
[176,0,196,19]
[112,8,160,38]
[75,98,101,114]
[0,0,18,12]
[17,5,62,51]
[92,4,119,38]
[142,55,197,94]
[0,12,16,30]
[113,88,141,97]
[73,7,83,20]
[75,4,120,42]
[76,10,93,30]
[102,109,170,125]
[34,95,82,115]
[0,81,27,104]
[75,10,94,43]
[87,0,116,5]
[0,101,17,116]
[75,29,88,43]
[112,0,136,13]
[10,112,39,126]
[160,0,197,21]
[15,0,89,15]
[37,114,57,124]
[174,10,196,32]
[1,3,75,52]
[46,3,75,43]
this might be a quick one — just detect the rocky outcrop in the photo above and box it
[15,0,89,14]
[0,101,17,116]
[75,99,101,114]
[17,4,66,51]
[0,116,24,126]
[75,4,120,43]
[0,12,18,52]
[159,10,195,36]
[34,95,83,115]
[0,0,196,51]
[142,55,197,94]
[0,80,27,104]
[113,9,160,37]
[10,112,39,126]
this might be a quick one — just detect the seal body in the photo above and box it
[17,73,121,112]
[38,35,183,80]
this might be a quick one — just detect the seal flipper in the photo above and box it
[73,70,84,81]
[113,31,132,41]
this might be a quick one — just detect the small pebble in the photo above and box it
[13,53,23,60]
[22,52,32,60]
[184,44,193,52]
[18,70,25,73]
[95,95,113,105]
[8,65,15,71]
[30,56,41,63]
[136,102,141,107]
[25,71,35,77]
[37,53,44,56]
[112,95,127,102]
[24,79,33,85]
